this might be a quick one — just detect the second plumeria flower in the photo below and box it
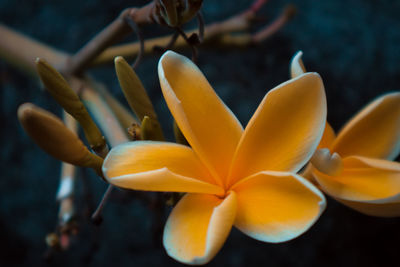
[292,51,400,217]
[103,51,327,265]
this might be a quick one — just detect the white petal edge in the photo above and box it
[290,51,306,78]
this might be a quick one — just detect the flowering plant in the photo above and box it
[1,1,399,265]
[103,51,327,264]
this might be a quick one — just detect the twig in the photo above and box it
[176,27,199,63]
[0,1,285,71]
[252,4,297,44]
[80,168,95,219]
[91,0,276,66]
[124,16,144,69]
[152,31,180,53]
[65,3,155,74]
[0,24,67,76]
[91,184,114,225]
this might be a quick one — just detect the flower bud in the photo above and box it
[18,103,103,174]
[155,0,203,27]
[36,58,106,156]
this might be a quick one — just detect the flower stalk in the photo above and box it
[56,112,79,230]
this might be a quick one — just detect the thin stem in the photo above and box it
[196,12,205,43]
[91,184,114,225]
[66,9,130,75]
[80,80,130,225]
[153,30,180,53]
[80,168,95,219]
[176,27,198,63]
[252,4,296,44]
[124,16,144,69]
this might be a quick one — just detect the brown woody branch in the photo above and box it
[65,3,156,75]
[91,3,295,66]
[0,24,68,76]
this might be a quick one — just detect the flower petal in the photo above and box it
[290,51,306,78]
[227,73,327,186]
[313,156,400,203]
[318,123,336,149]
[163,192,237,265]
[103,141,223,195]
[331,92,400,160]
[158,51,243,184]
[231,171,325,243]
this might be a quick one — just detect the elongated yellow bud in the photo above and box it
[114,56,156,120]
[141,115,164,141]
[114,56,164,140]
[18,103,103,175]
[35,58,107,156]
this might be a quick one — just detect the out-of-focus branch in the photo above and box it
[0,2,295,72]
[78,79,129,147]
[57,112,78,227]
[91,2,295,66]
[89,79,138,130]
[0,24,68,76]
[56,112,79,250]
[57,163,76,226]
[44,112,79,253]
[65,3,155,75]
[252,4,297,43]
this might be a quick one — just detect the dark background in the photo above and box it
[1,0,400,266]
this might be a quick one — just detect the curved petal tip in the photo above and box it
[290,51,306,78]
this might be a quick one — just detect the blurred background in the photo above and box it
[1,0,400,266]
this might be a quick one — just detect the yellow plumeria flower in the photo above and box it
[292,51,400,217]
[103,51,327,265]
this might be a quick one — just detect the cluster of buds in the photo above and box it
[0,0,301,263]
[151,0,203,27]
